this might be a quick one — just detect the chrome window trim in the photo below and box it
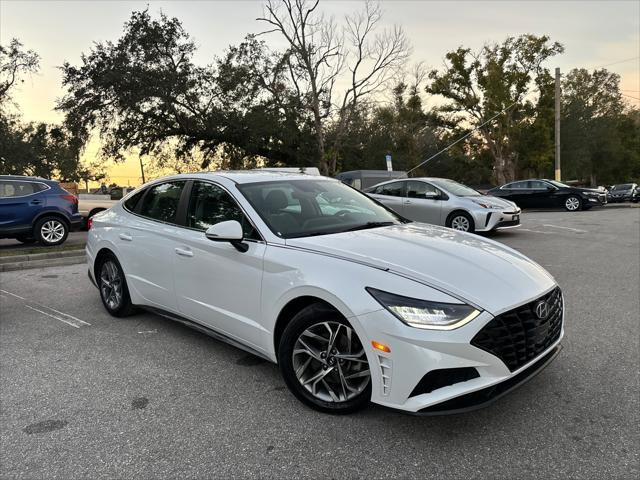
[0,179,51,198]
[122,178,265,243]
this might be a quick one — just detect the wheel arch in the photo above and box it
[445,209,473,226]
[273,295,348,357]
[33,210,71,231]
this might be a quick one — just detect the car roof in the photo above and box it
[151,171,340,185]
[0,175,55,183]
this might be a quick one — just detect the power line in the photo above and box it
[621,93,640,101]
[592,56,639,70]
[407,102,517,175]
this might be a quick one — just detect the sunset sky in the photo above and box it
[1,0,639,186]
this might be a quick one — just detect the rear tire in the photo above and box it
[34,216,69,246]
[278,303,371,414]
[96,253,136,317]
[447,211,475,233]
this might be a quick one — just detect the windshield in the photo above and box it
[547,180,572,188]
[612,184,632,190]
[429,179,481,197]
[238,179,404,238]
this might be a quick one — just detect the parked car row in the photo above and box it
[607,183,639,203]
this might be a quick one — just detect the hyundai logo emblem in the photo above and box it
[534,300,550,319]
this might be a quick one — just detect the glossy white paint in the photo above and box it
[87,171,563,412]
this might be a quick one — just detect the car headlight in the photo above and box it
[366,288,482,330]
[470,199,502,209]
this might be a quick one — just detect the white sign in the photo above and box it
[385,154,393,171]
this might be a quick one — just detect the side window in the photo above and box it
[529,180,548,189]
[123,189,146,212]
[138,181,186,223]
[379,182,404,197]
[0,181,37,197]
[407,181,438,199]
[507,181,528,190]
[186,181,259,240]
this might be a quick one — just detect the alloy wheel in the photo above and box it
[292,321,370,403]
[100,260,123,310]
[451,215,470,231]
[40,220,65,243]
[565,197,580,211]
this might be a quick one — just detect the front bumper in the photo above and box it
[585,194,607,206]
[355,287,564,413]
[474,209,521,232]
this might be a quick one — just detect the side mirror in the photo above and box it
[205,220,248,252]
[424,191,440,199]
[547,186,556,191]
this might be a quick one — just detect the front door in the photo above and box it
[172,181,268,351]
[402,181,443,225]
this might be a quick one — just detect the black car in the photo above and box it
[487,179,607,211]
[608,183,638,203]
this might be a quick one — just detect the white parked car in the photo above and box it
[367,177,521,233]
[87,172,563,414]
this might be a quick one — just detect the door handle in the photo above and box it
[174,247,194,258]
[30,199,43,205]
[119,233,133,241]
[404,200,412,204]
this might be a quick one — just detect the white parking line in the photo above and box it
[24,305,82,329]
[0,289,26,300]
[1,288,91,329]
[542,224,588,233]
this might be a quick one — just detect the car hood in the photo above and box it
[287,223,556,314]
[463,195,518,210]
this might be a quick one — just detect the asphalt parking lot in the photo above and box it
[1,207,638,479]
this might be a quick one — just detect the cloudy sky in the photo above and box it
[2,0,639,184]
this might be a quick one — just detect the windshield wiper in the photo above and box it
[343,221,396,232]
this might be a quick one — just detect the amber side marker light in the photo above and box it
[372,341,391,353]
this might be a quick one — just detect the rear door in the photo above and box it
[117,181,186,313]
[0,180,48,233]
[527,180,555,207]
[172,180,267,350]
[402,181,443,224]
[368,181,406,216]
[499,181,530,208]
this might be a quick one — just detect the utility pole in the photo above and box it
[139,156,146,184]
[554,67,561,181]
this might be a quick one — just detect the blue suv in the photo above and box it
[0,175,83,246]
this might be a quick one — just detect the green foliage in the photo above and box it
[426,35,564,184]
[58,10,315,170]
[561,68,639,184]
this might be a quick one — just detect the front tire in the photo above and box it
[34,216,69,246]
[564,196,582,211]
[278,303,371,414]
[97,254,136,317]
[447,212,475,233]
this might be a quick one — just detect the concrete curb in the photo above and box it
[0,249,86,272]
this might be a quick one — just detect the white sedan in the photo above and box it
[87,172,563,414]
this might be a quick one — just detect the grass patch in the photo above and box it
[0,243,85,258]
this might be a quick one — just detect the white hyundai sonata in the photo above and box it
[87,172,564,414]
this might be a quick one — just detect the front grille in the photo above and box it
[471,287,563,372]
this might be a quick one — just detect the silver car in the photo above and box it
[366,177,521,233]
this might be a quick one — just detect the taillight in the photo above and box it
[61,194,78,204]
[87,216,93,230]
